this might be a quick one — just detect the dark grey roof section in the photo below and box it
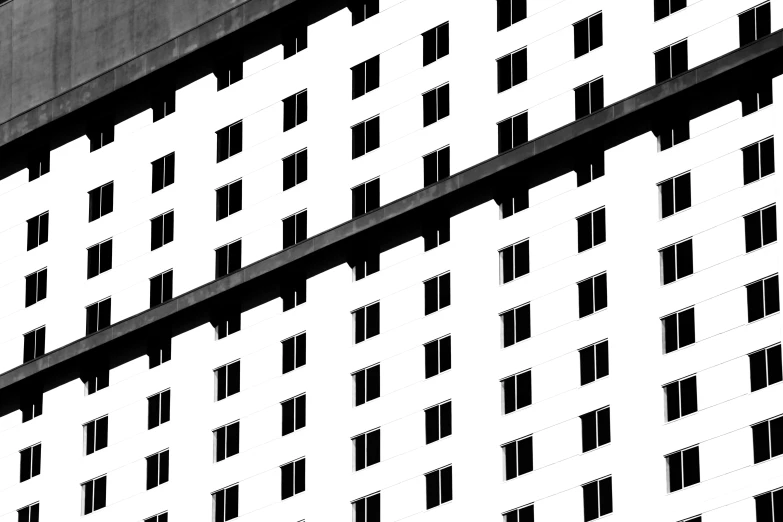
[1,30,781,392]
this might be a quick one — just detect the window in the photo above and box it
[88,120,114,152]
[750,344,783,392]
[502,370,532,414]
[424,272,451,315]
[26,212,49,250]
[23,326,45,363]
[213,484,239,522]
[504,505,534,522]
[425,401,452,444]
[84,362,109,395]
[24,268,47,307]
[214,421,240,462]
[574,12,603,58]
[82,475,107,515]
[148,389,171,429]
[660,238,693,285]
[744,137,776,184]
[497,47,527,92]
[423,84,450,127]
[658,118,690,151]
[742,80,773,116]
[498,112,528,153]
[283,210,307,248]
[354,249,380,281]
[665,375,697,422]
[19,443,41,482]
[150,270,173,308]
[216,56,242,91]
[283,332,306,374]
[659,172,691,218]
[680,517,701,522]
[215,360,240,401]
[504,436,533,480]
[151,153,175,193]
[578,273,608,318]
[354,302,380,344]
[282,394,306,436]
[423,146,450,186]
[88,182,114,222]
[281,457,306,499]
[748,275,780,322]
[425,335,452,378]
[148,337,172,369]
[146,449,169,490]
[352,55,380,99]
[424,216,450,251]
[667,446,700,492]
[352,116,380,159]
[28,150,50,181]
[354,363,381,406]
[152,86,175,122]
[282,278,307,311]
[283,21,308,58]
[655,40,688,83]
[423,22,449,66]
[352,178,380,217]
[755,487,783,521]
[215,239,242,278]
[575,77,604,119]
[499,187,529,218]
[583,476,612,521]
[581,406,611,452]
[745,205,777,253]
[216,121,242,163]
[577,207,606,252]
[353,492,381,522]
[497,0,526,30]
[216,180,242,220]
[655,0,685,21]
[501,304,531,347]
[500,240,530,284]
[87,239,112,279]
[350,0,379,25]
[17,503,39,522]
[662,307,695,353]
[145,513,168,522]
[21,390,42,422]
[753,415,783,464]
[425,466,453,509]
[283,90,307,131]
[283,149,307,190]
[353,428,381,471]
[740,2,771,46]
[215,309,240,339]
[151,210,174,250]
[580,340,609,385]
[576,151,605,187]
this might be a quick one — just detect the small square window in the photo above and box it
[425,466,453,509]
[664,375,698,422]
[662,307,695,353]
[498,48,527,93]
[503,436,533,480]
[85,298,111,335]
[752,414,783,464]
[82,475,107,515]
[353,492,381,522]
[353,428,381,470]
[17,503,39,522]
[660,238,693,285]
[666,446,700,492]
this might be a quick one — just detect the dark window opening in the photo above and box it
[745,204,777,253]
[354,363,381,405]
[425,466,453,509]
[350,0,379,25]
[88,120,114,152]
[283,22,308,58]
[352,55,380,99]
[283,90,308,131]
[739,2,771,47]
[498,0,527,31]
[215,309,241,340]
[743,137,775,185]
[216,56,243,91]
[148,389,171,429]
[503,436,533,480]
[662,307,695,353]
[23,326,45,363]
[353,428,381,470]
[150,270,173,308]
[425,336,452,378]
[353,178,381,217]
[85,298,111,335]
[215,240,242,278]
[425,401,452,444]
[87,239,113,279]
[282,277,307,311]
[24,269,47,307]
[146,449,169,490]
[424,215,450,251]
[665,375,698,422]
[583,476,612,521]
[28,150,50,182]
[577,207,606,252]
[749,344,783,392]
[501,303,531,347]
[282,394,306,436]
[654,0,686,21]
[424,146,450,187]
[26,211,49,251]
[215,360,241,401]
[578,272,608,318]
[498,47,528,93]
[752,415,783,464]
[281,458,306,499]
[151,210,174,250]
[82,476,107,515]
[353,492,381,522]
[655,40,688,83]
[576,151,605,187]
[580,340,609,385]
[498,112,528,153]
[575,77,604,120]
[500,239,530,284]
[660,238,694,285]
[502,369,532,414]
[214,421,240,462]
[88,182,114,222]
[423,83,450,127]
[574,12,603,58]
[747,274,780,322]
[581,407,611,452]
[213,484,239,522]
[216,180,243,221]
[283,149,308,190]
[216,121,243,163]
[424,272,451,315]
[742,79,773,116]
[354,303,380,344]
[152,153,175,193]
[423,22,449,66]
[659,172,691,218]
[282,332,306,374]
[19,443,41,482]
[667,446,700,492]
[352,116,380,159]
[283,210,307,248]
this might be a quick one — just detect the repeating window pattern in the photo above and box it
[283,332,306,374]
[216,180,242,220]
[215,361,240,401]
[665,375,698,422]
[214,421,240,462]
[498,48,527,93]
[86,298,111,335]
[423,23,449,66]
[425,466,453,509]
[146,449,169,490]
[745,204,777,252]
[82,475,107,515]
[504,504,534,522]
[216,121,242,163]
[502,370,532,414]
[503,436,533,480]
[352,55,380,99]
[215,239,242,278]
[25,268,47,307]
[575,77,604,119]
[662,307,695,353]
[353,428,381,471]
[424,272,451,315]
[354,363,381,406]
[213,484,239,522]
[743,137,775,184]
[581,407,611,452]
[497,0,526,31]
[27,211,49,250]
[425,401,452,444]
[350,0,379,25]
[283,90,308,131]
[423,146,450,186]
[148,389,171,429]
[281,457,306,499]
[749,344,783,392]
[151,210,174,250]
[580,340,609,385]
[88,182,114,222]
[283,210,307,248]
[282,394,306,436]
[577,207,606,252]
[660,238,693,284]
[425,335,452,378]
[498,112,528,153]
[574,12,603,58]
[283,149,308,190]
[423,84,450,127]
[578,273,608,318]
[500,239,530,284]
[17,503,39,522]
[659,172,691,218]
[23,326,45,363]
[19,443,41,482]
[353,492,381,522]
[747,275,780,322]
[354,302,380,344]
[752,415,783,464]
[150,270,173,308]
[739,2,771,46]
[667,446,700,492]
[501,304,531,347]
[654,0,685,21]
[352,116,380,159]
[352,178,380,217]
[87,239,112,279]
[655,40,688,83]
[755,487,783,521]
[583,476,612,521]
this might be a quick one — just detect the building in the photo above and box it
[0,0,782,520]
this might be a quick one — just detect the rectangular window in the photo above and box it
[662,307,695,353]
[352,55,380,99]
[660,238,693,285]
[283,332,306,374]
[503,436,533,480]
[745,204,777,253]
[574,12,603,58]
[216,180,242,221]
[498,112,528,153]
[500,239,530,284]
[354,248,380,281]
[654,0,686,21]
[755,487,783,522]
[281,457,306,499]
[665,375,698,422]
[85,297,111,335]
[215,309,240,340]
[578,273,608,318]
[21,390,42,422]
[283,90,307,131]
[28,150,50,182]
[424,215,450,251]
[500,187,529,218]
[19,443,41,482]
[748,274,780,322]
[752,415,783,464]
[145,513,168,522]
[282,394,306,436]
[216,121,242,163]
[575,77,604,120]
[498,48,527,93]
[148,389,171,429]
[353,492,381,522]
[502,369,531,414]
[742,80,773,116]
[214,421,240,462]
[739,2,771,46]
[26,212,49,251]
[425,401,452,444]
[655,40,688,83]
[152,153,175,193]
[354,363,381,406]
[350,0,379,25]
[576,151,605,187]
[583,476,612,521]
[215,239,242,278]
[353,428,381,471]
[750,344,783,392]
[423,83,450,127]
[504,504,534,522]
[282,278,306,312]
[659,118,690,151]
[148,337,172,369]
[423,146,450,187]
[23,326,45,363]
[667,446,700,492]
[424,272,451,315]
[423,22,449,66]
[150,270,173,308]
[354,302,380,344]
[213,484,239,522]
[88,181,114,222]
[84,416,108,455]
[87,239,112,279]
[17,503,39,522]
[151,210,174,250]
[82,475,107,515]
[88,120,114,152]
[425,466,453,509]
[283,209,307,248]
[580,340,609,385]
[215,361,240,401]
[146,449,169,490]
[283,21,308,59]
[498,0,526,30]
[501,304,531,347]
[577,207,606,252]
[581,406,611,452]
[352,178,380,217]
[84,361,109,395]
[216,56,243,91]
[352,116,380,159]
[659,172,691,218]
[152,85,176,122]
[283,148,308,190]
[425,335,452,378]
[743,137,775,184]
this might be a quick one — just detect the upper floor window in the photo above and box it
[425,335,451,378]
[583,476,612,521]
[148,337,172,369]
[752,414,783,463]
[281,457,306,499]
[425,466,453,509]
[660,238,693,285]
[580,340,609,385]
[283,90,307,131]
[152,153,175,193]
[576,151,605,186]
[352,116,380,159]
[425,401,452,444]
[350,0,379,25]
[749,343,782,392]
[150,270,173,308]
[666,446,700,492]
[574,12,603,58]
[87,239,112,279]
[283,20,308,58]
[215,239,242,278]
[88,182,114,222]
[577,207,606,252]
[654,0,685,21]
[745,204,777,253]
[354,363,380,405]
[215,360,240,401]
[500,239,530,284]
[28,150,49,182]
[82,475,107,515]
[19,443,41,482]
[424,215,450,251]
[283,209,307,248]
[498,48,527,93]
[501,303,531,347]
[423,84,450,127]
[498,112,528,153]
[151,210,174,250]
[743,136,775,185]
[146,449,169,490]
[86,297,111,334]
[152,86,175,122]
[26,211,49,251]
[504,505,534,522]
[742,79,773,116]
[575,77,604,120]
[145,512,168,522]
[352,55,380,99]
[25,268,47,307]
[502,369,531,414]
[424,272,451,315]
[216,55,243,91]
[755,487,783,521]
[216,180,242,221]
[424,146,450,187]
[353,492,381,522]
[662,307,695,353]
[84,361,109,395]
[216,121,242,163]
[88,120,114,152]
[213,484,238,522]
[353,428,381,470]
[578,273,608,318]
[739,2,771,46]
[655,40,688,83]
[214,420,240,462]
[215,308,240,340]
[354,248,380,281]
[658,118,690,151]
[665,375,697,422]
[423,22,449,66]
[21,390,42,422]
[148,389,171,429]
[747,274,779,322]
[659,172,691,218]
[283,149,308,190]
[354,302,380,344]
[497,0,526,31]
[283,332,306,374]
[23,326,45,363]
[282,393,306,436]
[17,503,39,522]
[503,436,533,480]
[352,178,380,218]
[499,186,528,218]
[581,406,611,452]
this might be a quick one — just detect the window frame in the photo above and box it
[353,363,381,406]
[425,335,452,379]
[353,427,381,471]
[423,83,450,127]
[82,475,108,515]
[659,171,692,218]
[147,389,171,429]
[26,211,49,251]
[214,360,241,401]
[659,238,694,285]
[499,239,530,284]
